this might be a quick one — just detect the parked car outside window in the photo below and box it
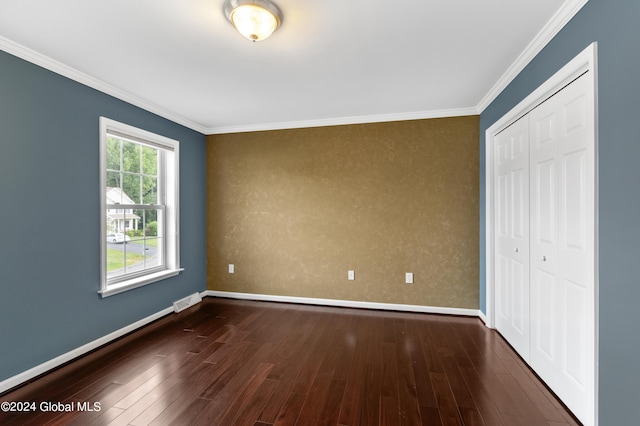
[106,232,130,243]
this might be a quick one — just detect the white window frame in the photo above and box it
[99,117,182,297]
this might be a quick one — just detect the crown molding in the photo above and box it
[0,35,208,135]
[476,0,589,113]
[0,0,586,136]
[205,107,480,134]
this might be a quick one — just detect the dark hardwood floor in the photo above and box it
[0,298,580,425]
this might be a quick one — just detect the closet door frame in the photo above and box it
[484,43,598,424]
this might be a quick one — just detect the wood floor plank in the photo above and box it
[365,316,384,365]
[258,364,308,423]
[457,365,507,426]
[150,396,211,426]
[440,354,477,411]
[87,406,126,425]
[381,395,400,425]
[430,371,463,426]
[0,298,582,426]
[106,377,181,425]
[459,406,487,426]
[258,313,327,423]
[420,405,443,426]
[381,342,399,399]
[315,378,347,426]
[336,319,369,426]
[198,341,275,401]
[359,362,381,425]
[494,372,550,425]
[273,391,306,426]
[295,373,334,424]
[289,317,333,396]
[145,383,209,425]
[406,320,439,411]
[197,362,274,425]
[499,355,576,424]
[229,377,279,425]
[394,348,422,424]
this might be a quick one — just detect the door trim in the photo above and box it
[484,42,598,425]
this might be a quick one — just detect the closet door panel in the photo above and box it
[494,118,530,359]
[531,268,556,360]
[511,255,527,335]
[564,277,588,386]
[535,159,557,245]
[555,75,593,419]
[529,92,562,387]
[530,73,594,423]
[563,151,587,250]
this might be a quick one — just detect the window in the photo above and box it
[99,117,181,297]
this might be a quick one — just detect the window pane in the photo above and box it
[122,174,141,204]
[106,212,128,279]
[106,245,126,279]
[122,140,140,173]
[142,176,157,204]
[143,208,162,270]
[126,208,162,272]
[144,209,160,239]
[106,137,121,171]
[142,236,161,270]
[106,171,121,194]
[106,208,162,280]
[142,145,158,175]
[106,208,118,233]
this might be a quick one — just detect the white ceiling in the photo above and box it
[0,1,586,134]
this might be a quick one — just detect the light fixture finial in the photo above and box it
[223,0,283,42]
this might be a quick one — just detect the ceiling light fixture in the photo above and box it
[223,0,283,42]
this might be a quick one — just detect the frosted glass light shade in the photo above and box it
[224,0,282,42]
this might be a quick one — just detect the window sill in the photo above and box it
[99,268,184,298]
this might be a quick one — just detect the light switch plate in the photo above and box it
[348,270,355,281]
[405,272,413,284]
[229,264,235,274]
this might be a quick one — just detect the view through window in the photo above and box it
[105,135,163,280]
[99,117,180,297]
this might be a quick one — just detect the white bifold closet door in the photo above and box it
[494,117,530,360]
[494,72,594,424]
[529,72,594,423]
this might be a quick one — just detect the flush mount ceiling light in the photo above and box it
[223,0,283,42]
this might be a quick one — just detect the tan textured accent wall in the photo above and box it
[206,116,479,308]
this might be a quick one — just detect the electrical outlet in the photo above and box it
[228,264,235,274]
[405,272,413,284]
[348,270,355,281]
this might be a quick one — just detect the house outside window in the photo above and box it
[99,117,181,297]
[106,187,140,232]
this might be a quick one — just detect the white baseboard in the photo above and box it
[0,305,175,395]
[478,310,488,325]
[204,290,480,317]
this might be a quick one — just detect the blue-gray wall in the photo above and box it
[0,51,207,383]
[480,0,640,423]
